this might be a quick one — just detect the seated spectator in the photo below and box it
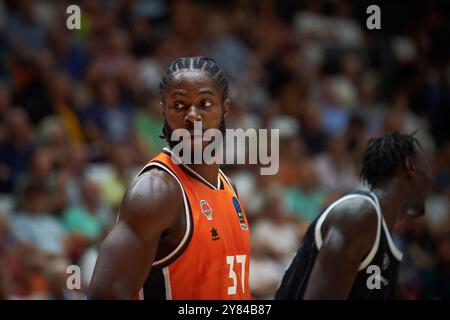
[80,77,133,145]
[250,187,300,298]
[97,144,138,210]
[315,135,358,193]
[15,146,67,215]
[46,72,86,144]
[284,158,332,224]
[43,257,82,300]
[63,144,88,207]
[63,178,112,241]
[0,108,35,193]
[420,234,450,299]
[11,184,67,256]
[251,187,300,264]
[133,91,166,156]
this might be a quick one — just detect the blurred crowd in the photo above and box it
[0,0,449,299]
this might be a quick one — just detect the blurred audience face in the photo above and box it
[172,0,197,36]
[0,84,10,113]
[81,179,100,210]
[23,186,48,215]
[36,49,55,77]
[45,258,70,299]
[99,78,120,107]
[109,29,131,55]
[383,111,402,132]
[30,148,54,179]
[18,0,35,22]
[39,118,68,149]
[391,90,410,111]
[6,108,32,144]
[335,0,352,18]
[144,93,162,116]
[359,72,377,105]
[110,144,134,173]
[283,138,307,162]
[327,136,347,161]
[298,159,318,190]
[436,237,450,266]
[303,109,323,132]
[49,72,71,101]
[203,12,228,40]
[67,144,87,174]
[0,216,9,252]
[265,195,285,223]
[341,52,362,79]
[280,45,301,72]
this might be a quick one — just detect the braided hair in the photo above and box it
[360,131,422,188]
[159,56,229,102]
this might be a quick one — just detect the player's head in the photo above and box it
[159,56,229,149]
[360,131,431,217]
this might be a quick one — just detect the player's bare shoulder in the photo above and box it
[322,196,379,255]
[118,167,184,238]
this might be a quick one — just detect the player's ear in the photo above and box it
[404,156,416,179]
[160,101,165,117]
[223,98,230,118]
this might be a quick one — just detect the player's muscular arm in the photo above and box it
[87,169,183,299]
[303,199,378,299]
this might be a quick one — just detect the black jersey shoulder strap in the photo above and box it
[314,191,382,270]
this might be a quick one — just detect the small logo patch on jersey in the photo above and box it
[232,197,248,230]
[200,200,213,220]
[211,227,220,240]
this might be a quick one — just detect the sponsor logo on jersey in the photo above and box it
[211,227,220,241]
[232,197,248,231]
[200,200,213,220]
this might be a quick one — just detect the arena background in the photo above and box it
[0,0,449,300]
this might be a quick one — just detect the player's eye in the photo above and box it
[173,101,185,109]
[200,99,212,108]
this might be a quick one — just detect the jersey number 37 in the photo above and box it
[226,255,247,295]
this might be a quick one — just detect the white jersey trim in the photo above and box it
[163,267,172,300]
[163,147,220,190]
[381,219,403,261]
[135,161,192,267]
[219,169,238,198]
[314,194,382,271]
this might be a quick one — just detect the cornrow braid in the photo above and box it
[360,131,422,188]
[159,56,229,102]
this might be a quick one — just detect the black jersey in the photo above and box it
[275,191,403,300]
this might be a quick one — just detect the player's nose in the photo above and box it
[185,105,202,124]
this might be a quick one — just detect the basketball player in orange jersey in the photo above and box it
[88,57,251,299]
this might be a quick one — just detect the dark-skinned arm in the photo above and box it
[303,199,378,299]
[87,169,183,299]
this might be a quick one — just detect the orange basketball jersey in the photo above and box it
[135,148,251,300]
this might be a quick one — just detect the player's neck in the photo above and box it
[371,184,405,232]
[164,146,221,187]
[185,162,221,187]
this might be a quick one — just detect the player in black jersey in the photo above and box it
[275,132,431,299]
